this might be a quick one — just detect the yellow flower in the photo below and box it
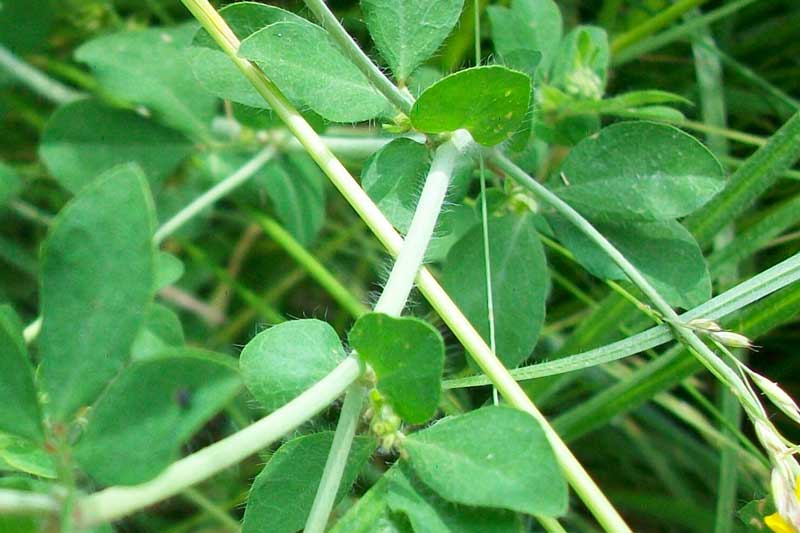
[766,475,800,533]
[766,513,796,533]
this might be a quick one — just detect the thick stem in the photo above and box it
[306,132,471,532]
[176,2,632,530]
[0,45,83,104]
[76,356,362,527]
[302,0,414,114]
[375,132,470,315]
[303,383,366,533]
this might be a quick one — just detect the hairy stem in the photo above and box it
[77,357,363,527]
[303,383,366,533]
[301,0,414,114]
[306,132,471,531]
[177,2,632,529]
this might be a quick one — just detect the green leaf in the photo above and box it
[131,303,185,361]
[239,20,392,123]
[75,24,217,136]
[0,0,52,54]
[387,464,521,533]
[425,203,478,263]
[686,111,800,246]
[441,214,548,368]
[333,463,520,533]
[75,349,242,485]
[405,406,567,516]
[242,432,375,533]
[487,0,563,77]
[240,319,347,411]
[39,165,156,421]
[0,306,42,442]
[40,99,192,194]
[362,138,430,233]
[410,66,531,146]
[0,162,21,208]
[547,215,711,309]
[360,0,464,82]
[189,2,304,109]
[0,434,55,479]
[263,157,326,246]
[154,251,184,290]
[553,121,725,222]
[349,313,444,424]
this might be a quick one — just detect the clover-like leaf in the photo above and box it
[74,350,242,485]
[441,213,548,368]
[40,99,191,194]
[240,319,347,411]
[553,121,725,222]
[349,313,444,424]
[405,406,567,516]
[239,20,392,123]
[410,66,531,146]
[0,306,43,443]
[243,432,375,533]
[361,0,464,82]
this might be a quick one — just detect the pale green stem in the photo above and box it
[177,2,631,530]
[0,489,60,514]
[181,488,240,532]
[303,383,366,533]
[76,356,362,527]
[492,152,766,433]
[154,146,276,244]
[301,0,413,113]
[305,132,472,532]
[444,250,800,387]
[374,132,471,316]
[0,44,84,104]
